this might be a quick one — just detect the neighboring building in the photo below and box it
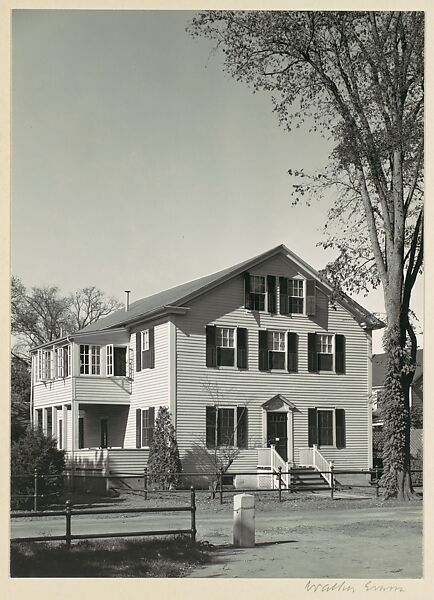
[30,244,384,488]
[371,349,423,470]
[371,349,424,427]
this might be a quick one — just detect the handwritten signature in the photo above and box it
[305,580,405,593]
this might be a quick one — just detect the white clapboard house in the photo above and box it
[31,245,384,488]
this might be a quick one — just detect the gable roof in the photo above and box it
[372,349,423,388]
[77,244,384,334]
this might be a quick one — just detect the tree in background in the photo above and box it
[12,277,122,358]
[147,407,182,490]
[189,11,423,500]
[11,428,66,509]
[11,277,122,439]
[11,353,31,442]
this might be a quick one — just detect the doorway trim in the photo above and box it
[262,394,298,464]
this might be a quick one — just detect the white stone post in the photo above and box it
[233,493,255,548]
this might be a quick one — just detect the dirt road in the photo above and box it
[11,504,422,579]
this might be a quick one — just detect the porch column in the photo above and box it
[71,401,78,452]
[62,404,68,450]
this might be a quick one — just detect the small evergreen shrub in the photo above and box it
[147,407,182,490]
[11,428,66,510]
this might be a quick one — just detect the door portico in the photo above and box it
[262,394,298,464]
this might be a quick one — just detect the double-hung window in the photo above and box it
[80,345,101,375]
[317,334,333,371]
[135,407,155,447]
[288,279,304,313]
[206,406,248,449]
[308,407,346,448]
[141,330,150,352]
[250,275,266,311]
[268,331,286,370]
[216,327,235,366]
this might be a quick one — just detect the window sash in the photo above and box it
[106,345,114,376]
[217,408,235,446]
[80,345,101,375]
[40,350,53,380]
[216,327,235,348]
[251,275,266,294]
[141,330,150,351]
[318,410,334,446]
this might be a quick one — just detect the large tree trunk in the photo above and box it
[380,267,415,500]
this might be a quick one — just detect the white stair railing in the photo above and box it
[257,445,290,488]
[297,445,333,488]
[312,445,333,487]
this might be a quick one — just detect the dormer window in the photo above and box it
[250,275,266,311]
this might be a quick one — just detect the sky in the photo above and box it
[11,10,423,353]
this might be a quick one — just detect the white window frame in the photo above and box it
[316,333,335,372]
[208,406,239,448]
[106,344,113,376]
[38,349,53,381]
[287,278,305,315]
[268,330,287,370]
[56,347,64,378]
[250,274,267,312]
[141,329,150,352]
[215,326,236,367]
[80,344,101,375]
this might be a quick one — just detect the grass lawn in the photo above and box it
[10,535,210,578]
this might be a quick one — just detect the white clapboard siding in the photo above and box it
[175,253,371,474]
[107,449,150,476]
[123,320,170,447]
[33,378,72,407]
[74,377,131,403]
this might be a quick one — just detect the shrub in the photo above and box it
[11,428,66,510]
[148,407,182,490]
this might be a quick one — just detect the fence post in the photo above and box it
[375,466,379,497]
[219,467,224,505]
[278,466,282,502]
[143,467,148,501]
[65,500,72,549]
[190,487,196,543]
[33,468,39,512]
[330,462,335,500]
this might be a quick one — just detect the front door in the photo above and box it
[267,412,288,461]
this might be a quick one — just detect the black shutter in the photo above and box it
[258,330,269,371]
[149,328,155,369]
[308,333,318,372]
[237,407,248,449]
[279,277,289,315]
[206,325,217,367]
[267,275,277,314]
[335,335,345,374]
[306,280,316,316]
[237,328,248,369]
[206,406,217,448]
[308,408,318,447]
[136,409,142,448]
[335,409,346,448]
[136,332,142,371]
[287,332,298,372]
[149,407,155,445]
[244,272,251,309]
